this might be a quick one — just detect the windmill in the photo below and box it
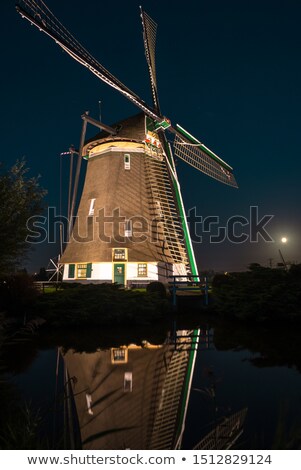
[16,1,238,286]
[46,256,63,282]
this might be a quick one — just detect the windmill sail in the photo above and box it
[193,407,248,450]
[16,0,158,121]
[173,126,238,188]
[140,8,160,113]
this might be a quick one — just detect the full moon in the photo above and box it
[281,237,287,243]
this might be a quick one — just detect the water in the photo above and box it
[1,318,301,449]
[184,346,301,449]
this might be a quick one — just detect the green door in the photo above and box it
[114,263,125,285]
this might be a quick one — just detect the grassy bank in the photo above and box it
[33,283,171,327]
[210,264,301,323]
[2,264,301,329]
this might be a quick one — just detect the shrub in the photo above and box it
[146,281,167,298]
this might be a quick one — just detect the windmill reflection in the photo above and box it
[62,329,199,450]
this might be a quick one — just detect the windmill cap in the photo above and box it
[84,112,146,155]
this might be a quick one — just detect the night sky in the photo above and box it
[3,0,301,272]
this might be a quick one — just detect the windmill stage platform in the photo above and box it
[169,276,209,310]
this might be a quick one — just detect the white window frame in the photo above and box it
[86,394,93,415]
[111,348,128,364]
[124,154,131,170]
[89,198,96,216]
[113,248,127,261]
[125,219,132,237]
[77,263,87,278]
[137,263,147,277]
[124,372,133,392]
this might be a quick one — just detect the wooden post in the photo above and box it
[204,276,209,306]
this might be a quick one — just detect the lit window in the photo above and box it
[89,198,96,216]
[111,348,128,364]
[113,249,126,260]
[125,219,132,237]
[77,263,92,279]
[137,263,147,277]
[124,154,131,170]
[77,264,87,278]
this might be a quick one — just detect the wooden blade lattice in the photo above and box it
[141,9,160,112]
[173,134,238,188]
[16,0,159,121]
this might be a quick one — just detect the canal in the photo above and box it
[1,317,301,449]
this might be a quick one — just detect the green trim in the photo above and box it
[175,328,199,445]
[176,124,233,172]
[154,117,171,130]
[145,116,156,133]
[164,138,176,170]
[114,263,125,285]
[172,175,198,276]
[146,115,171,132]
[68,264,75,278]
[162,136,198,276]
[86,263,92,278]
